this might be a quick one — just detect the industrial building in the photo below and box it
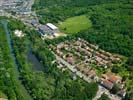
[38,23,59,37]
[46,23,59,33]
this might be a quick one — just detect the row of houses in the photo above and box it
[75,63,97,80]
[78,38,121,62]
[51,39,120,68]
[52,39,122,68]
[74,39,121,67]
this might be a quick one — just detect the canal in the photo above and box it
[1,20,32,100]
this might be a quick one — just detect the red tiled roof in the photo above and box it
[109,76,118,83]
[102,72,122,83]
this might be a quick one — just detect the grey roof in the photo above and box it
[31,19,38,25]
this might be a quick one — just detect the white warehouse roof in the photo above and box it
[46,23,58,30]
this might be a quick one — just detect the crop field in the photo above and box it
[58,15,92,34]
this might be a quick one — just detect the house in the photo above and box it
[118,89,126,98]
[88,70,96,78]
[110,56,121,63]
[76,64,85,72]
[66,54,74,65]
[82,68,89,75]
[14,30,24,38]
[56,49,63,56]
[109,75,121,84]
[102,72,122,84]
[101,79,114,90]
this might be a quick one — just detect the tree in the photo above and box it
[98,93,110,100]
[110,84,120,94]
[0,91,7,99]
[112,66,120,73]
[127,57,133,65]
[124,89,133,100]
[126,57,133,71]
[84,82,98,99]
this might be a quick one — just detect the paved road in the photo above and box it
[55,54,121,100]
[55,54,93,82]
[93,85,121,100]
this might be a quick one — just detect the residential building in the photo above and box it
[102,72,122,84]
[101,79,114,90]
[118,89,126,98]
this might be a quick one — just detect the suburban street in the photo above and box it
[93,85,121,100]
[55,54,121,100]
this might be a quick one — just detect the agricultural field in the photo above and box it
[58,15,92,34]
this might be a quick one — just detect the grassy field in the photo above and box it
[58,15,92,34]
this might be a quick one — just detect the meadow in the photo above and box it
[58,15,92,34]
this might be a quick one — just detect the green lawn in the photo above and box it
[58,15,92,34]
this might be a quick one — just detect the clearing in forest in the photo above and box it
[58,15,92,34]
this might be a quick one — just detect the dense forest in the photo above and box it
[32,0,133,23]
